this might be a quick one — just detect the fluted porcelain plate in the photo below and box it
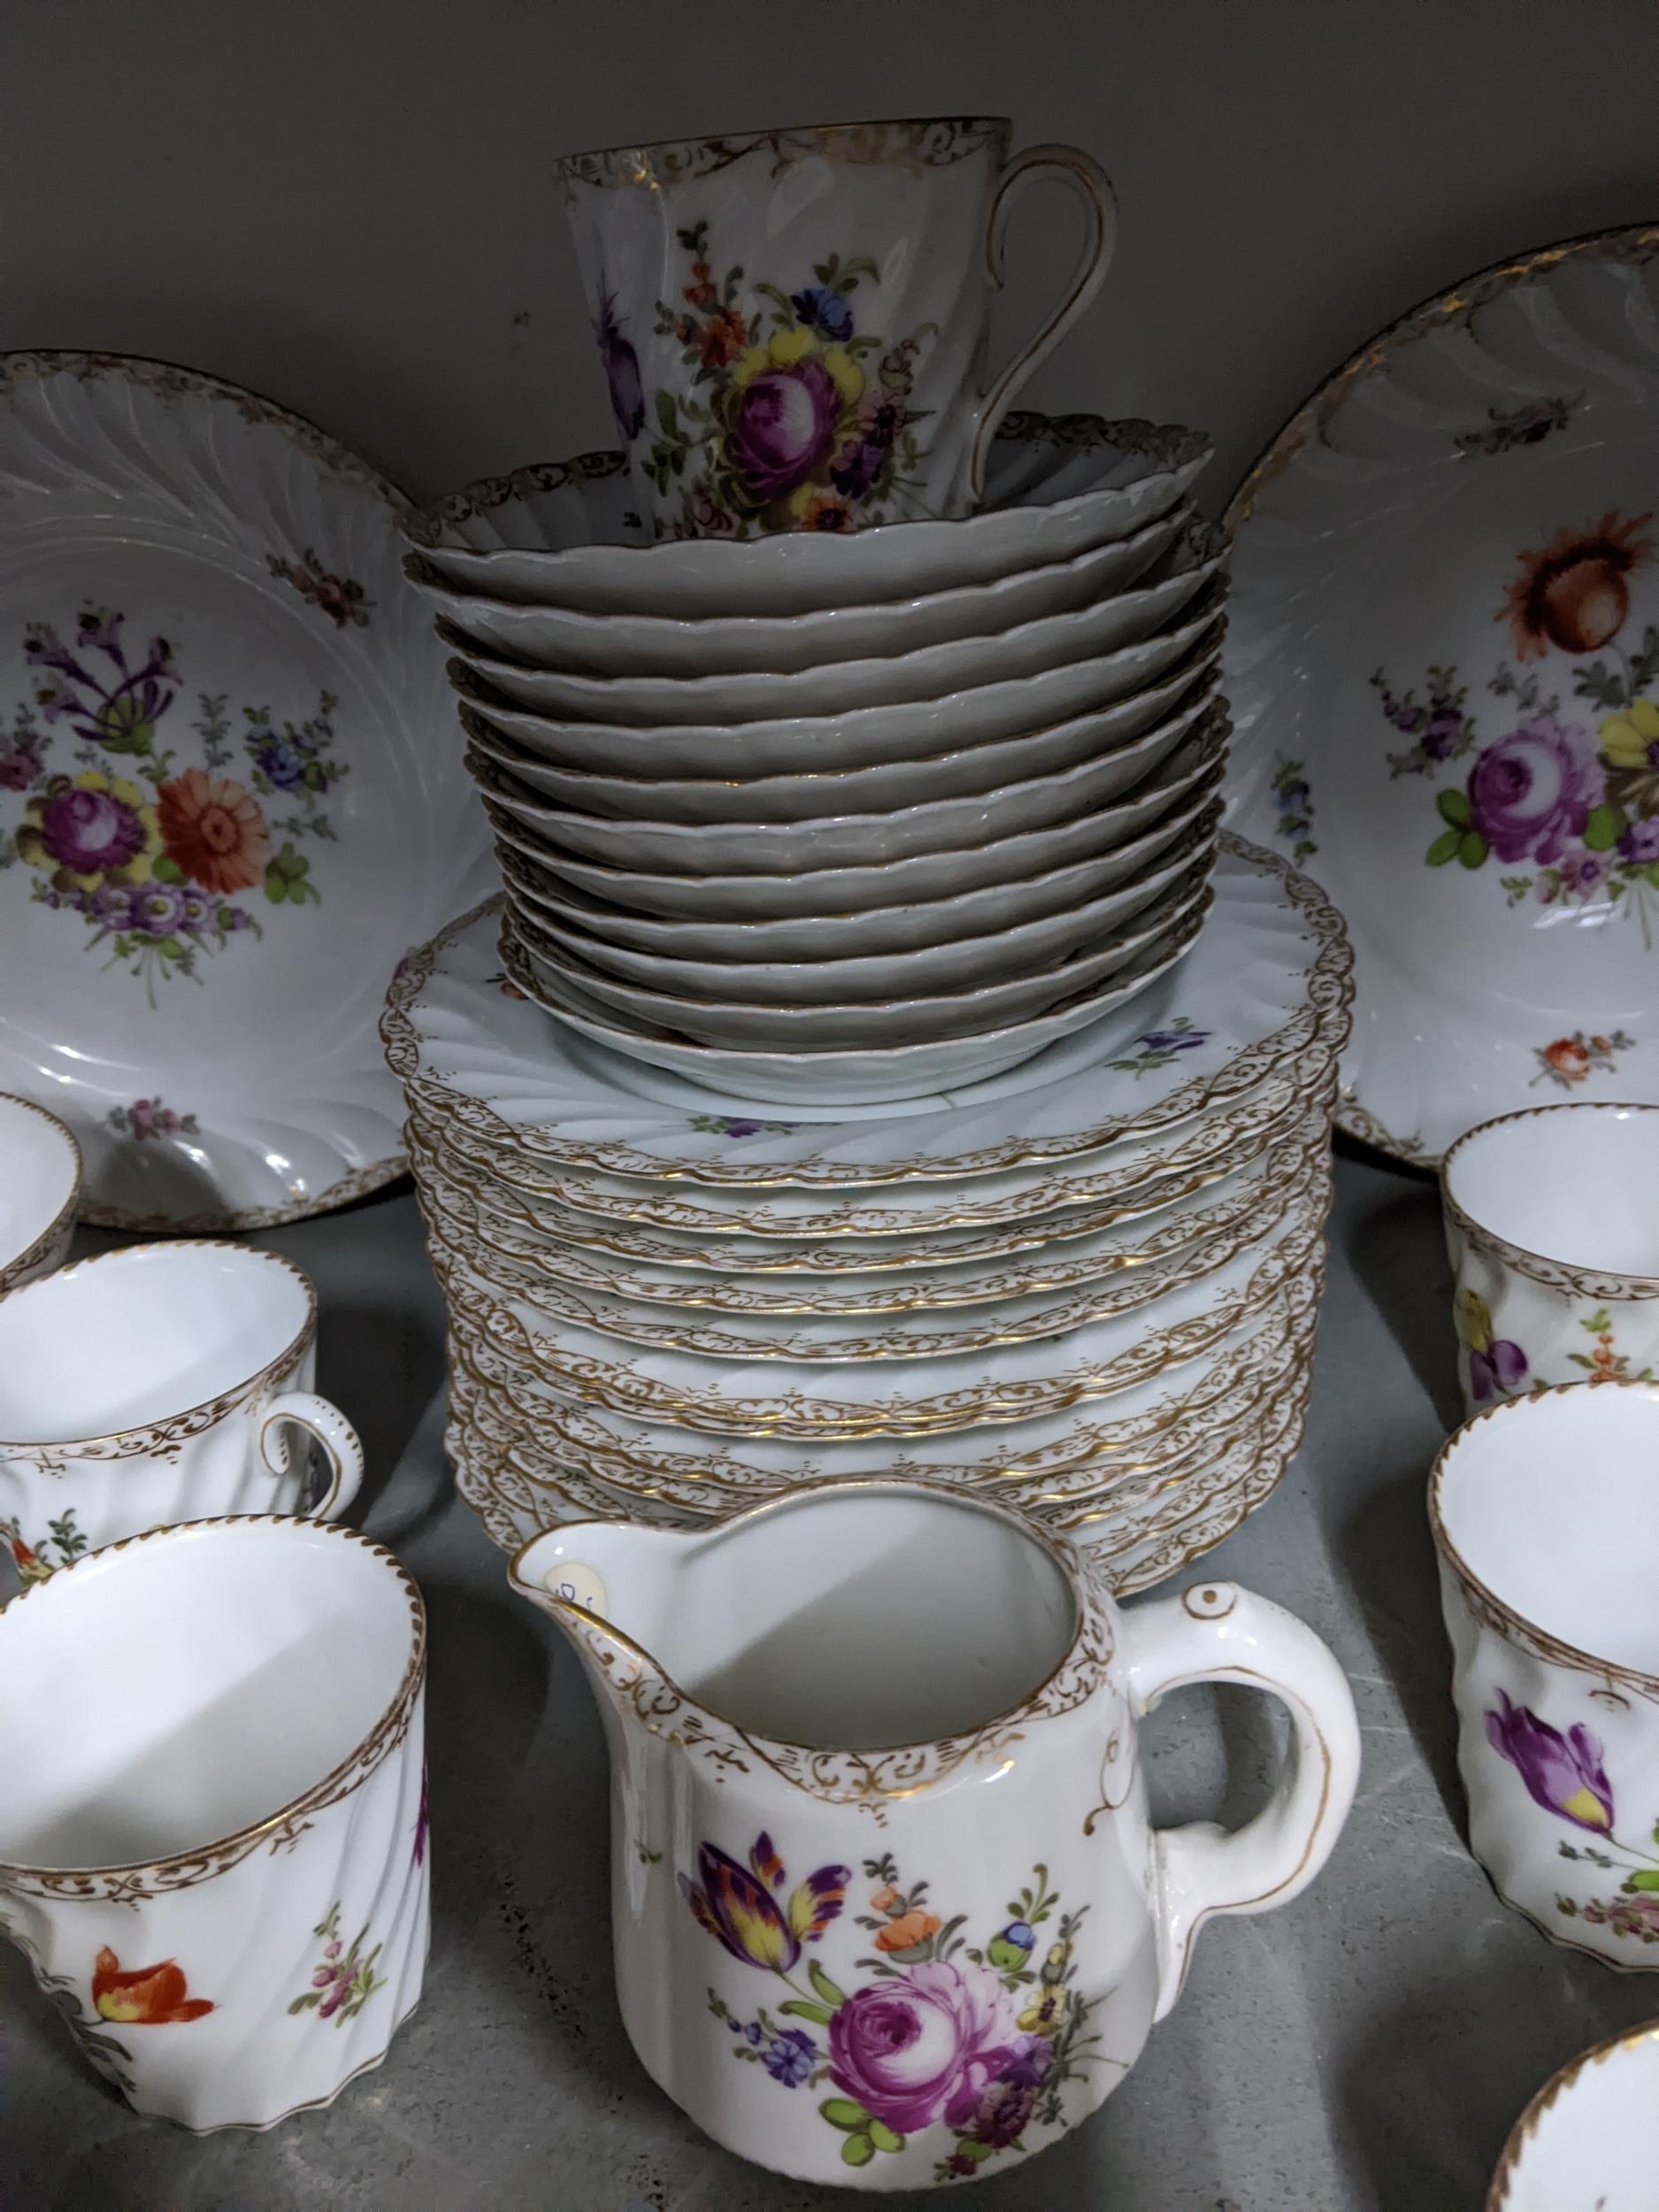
[408,504,1190,677]
[1225,227,1659,1164]
[0,353,492,1226]
[404,413,1213,617]
[380,833,1350,1186]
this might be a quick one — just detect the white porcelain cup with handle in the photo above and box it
[557,114,1116,540]
[0,1241,363,1586]
[0,1516,428,2130]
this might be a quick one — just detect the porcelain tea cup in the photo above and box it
[510,1478,1359,2190]
[0,1516,428,2129]
[557,116,1115,538]
[0,1092,80,1294]
[1432,1379,1659,1966]
[0,1242,362,1585]
[1441,1103,1659,1416]
[1486,2019,1659,2208]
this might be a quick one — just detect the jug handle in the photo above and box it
[1120,1580,1360,2022]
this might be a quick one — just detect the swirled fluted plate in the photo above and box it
[380,833,1351,1194]
[0,353,494,1226]
[1224,227,1659,1164]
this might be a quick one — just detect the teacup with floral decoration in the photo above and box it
[1441,1103,1659,1417]
[510,1479,1358,2189]
[556,117,1115,540]
[1432,1379,1659,1966]
[0,1516,427,2128]
[0,1242,362,1590]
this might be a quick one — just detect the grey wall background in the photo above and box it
[1,0,1654,511]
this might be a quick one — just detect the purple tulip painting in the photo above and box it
[685,1843,1106,2182]
[1481,1687,1659,1952]
[1485,1691,1614,1833]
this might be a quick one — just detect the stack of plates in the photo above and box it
[381,835,1352,1590]
[404,414,1226,1105]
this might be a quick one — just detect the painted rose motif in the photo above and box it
[0,608,346,996]
[1531,1029,1637,1090]
[108,1096,200,1142]
[1465,717,1604,864]
[1270,754,1316,859]
[826,1961,1044,2138]
[642,222,934,537]
[685,1842,1104,2181]
[91,1947,215,2024]
[265,548,373,628]
[1377,513,1659,940]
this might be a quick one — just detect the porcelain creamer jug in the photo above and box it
[511,1480,1359,2190]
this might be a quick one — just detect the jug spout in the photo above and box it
[508,1521,699,1729]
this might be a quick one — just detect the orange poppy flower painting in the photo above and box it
[91,1946,216,2024]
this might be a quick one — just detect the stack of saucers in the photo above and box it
[381,833,1352,1592]
[403,415,1225,1105]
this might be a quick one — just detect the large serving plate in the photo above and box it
[380,833,1350,1183]
[405,414,1213,615]
[0,352,492,1226]
[409,505,1189,677]
[1225,226,1659,1164]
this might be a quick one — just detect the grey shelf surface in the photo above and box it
[5,1149,1655,2211]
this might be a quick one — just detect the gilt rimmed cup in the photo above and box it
[557,115,1116,537]
[0,1242,363,1586]
[1431,1379,1659,1968]
[0,1515,428,2130]
[1441,1102,1659,1417]
[1487,2017,1659,2208]
[0,1092,81,1294]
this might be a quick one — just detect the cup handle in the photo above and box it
[1120,1580,1360,2022]
[969,142,1118,502]
[259,1391,365,1520]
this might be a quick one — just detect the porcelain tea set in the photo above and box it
[0,114,1656,2198]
